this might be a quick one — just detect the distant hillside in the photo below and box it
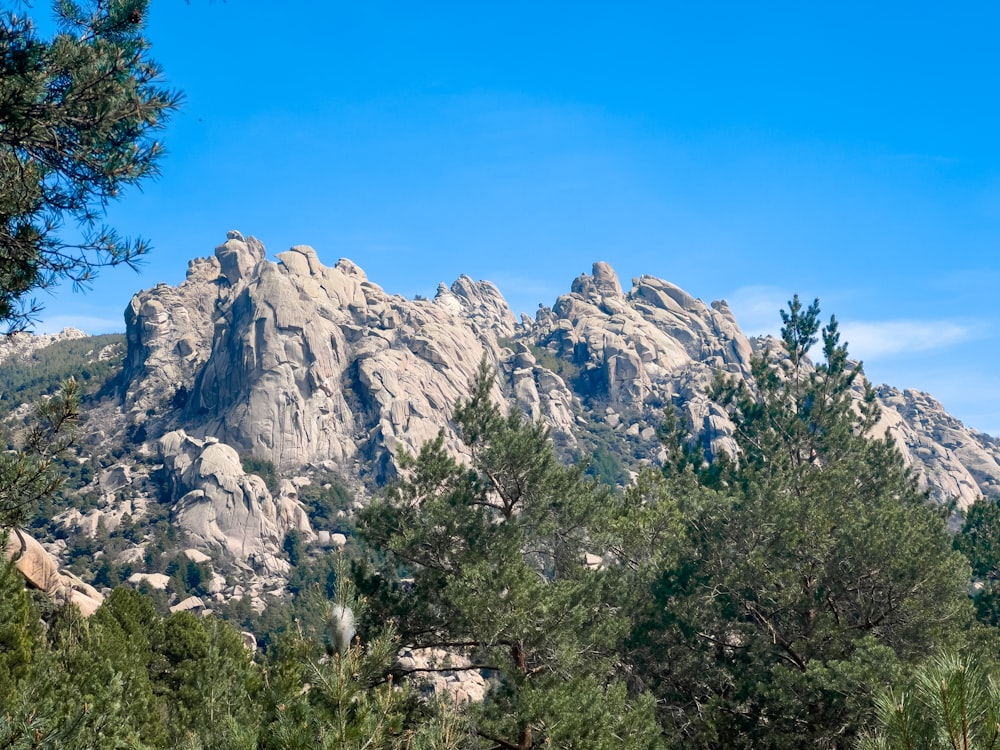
[0,331,125,417]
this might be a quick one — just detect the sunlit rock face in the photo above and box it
[158,429,313,575]
[871,386,1000,509]
[124,233,544,485]
[4,531,103,616]
[121,234,1000,515]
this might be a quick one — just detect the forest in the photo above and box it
[3,2,1000,748]
[5,298,1000,749]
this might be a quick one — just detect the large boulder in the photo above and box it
[4,530,103,616]
[158,430,313,573]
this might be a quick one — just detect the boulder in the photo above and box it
[159,430,313,571]
[5,530,104,616]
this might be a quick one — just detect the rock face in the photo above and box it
[4,530,103,616]
[124,234,522,482]
[158,429,313,574]
[533,263,754,461]
[115,238,1000,513]
[9,231,989,612]
[873,386,1000,508]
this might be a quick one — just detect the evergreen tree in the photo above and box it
[0,0,179,330]
[0,377,80,530]
[254,577,469,750]
[7,596,164,749]
[0,553,38,704]
[633,297,973,748]
[152,610,259,749]
[859,653,1000,750]
[956,496,1000,626]
[359,360,664,749]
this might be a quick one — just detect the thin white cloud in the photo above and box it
[723,285,795,336]
[839,320,972,359]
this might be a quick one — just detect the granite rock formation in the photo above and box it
[14,232,1000,609]
[119,234,1000,512]
[4,530,103,616]
[158,429,313,574]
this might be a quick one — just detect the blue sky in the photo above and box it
[33,1,1000,435]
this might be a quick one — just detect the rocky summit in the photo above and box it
[14,231,1000,610]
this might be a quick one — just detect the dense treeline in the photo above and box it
[5,298,1000,748]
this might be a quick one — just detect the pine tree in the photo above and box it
[955,496,1000,626]
[859,653,1000,750]
[359,360,664,749]
[0,552,38,704]
[0,0,179,330]
[633,296,973,748]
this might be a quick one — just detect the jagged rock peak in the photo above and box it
[872,385,1000,508]
[215,231,266,285]
[116,230,1000,512]
[571,261,623,300]
[449,274,518,338]
[122,231,532,477]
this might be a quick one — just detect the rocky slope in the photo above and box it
[119,232,1000,505]
[13,230,1000,611]
[0,327,89,364]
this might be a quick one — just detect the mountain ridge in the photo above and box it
[10,230,1000,613]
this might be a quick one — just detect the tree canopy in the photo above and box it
[626,296,973,748]
[0,0,178,331]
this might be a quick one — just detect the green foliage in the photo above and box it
[296,470,354,528]
[859,652,1000,750]
[359,359,665,749]
[0,0,179,330]
[245,574,467,750]
[241,454,280,496]
[958,496,1000,579]
[527,343,581,387]
[586,443,626,486]
[0,587,262,750]
[956,496,1000,626]
[155,611,260,749]
[0,551,39,704]
[0,377,80,530]
[631,296,974,748]
[0,334,125,417]
[165,555,212,598]
[283,529,304,567]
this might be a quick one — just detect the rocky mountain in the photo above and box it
[11,230,1000,613]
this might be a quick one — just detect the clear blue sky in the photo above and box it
[34,1,1000,435]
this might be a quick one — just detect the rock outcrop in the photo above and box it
[4,530,103,616]
[125,235,528,481]
[873,386,1000,508]
[533,262,754,461]
[118,238,1000,510]
[158,429,313,574]
[17,233,1000,610]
